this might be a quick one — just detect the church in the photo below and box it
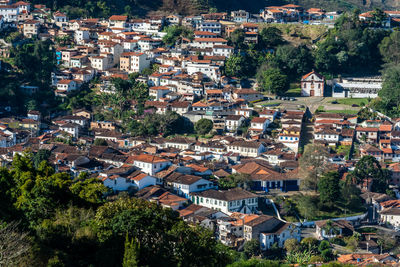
[301,70,325,97]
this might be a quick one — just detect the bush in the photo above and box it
[330,237,346,246]
[318,240,331,252]
[309,255,324,263]
[321,249,335,262]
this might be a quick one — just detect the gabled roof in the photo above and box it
[109,15,127,21]
[132,154,169,163]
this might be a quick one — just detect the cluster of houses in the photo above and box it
[2,0,400,257]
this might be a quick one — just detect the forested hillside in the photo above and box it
[28,0,400,18]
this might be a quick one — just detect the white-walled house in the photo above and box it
[249,117,269,135]
[225,115,245,132]
[102,171,157,192]
[166,173,216,198]
[59,123,79,138]
[190,188,258,214]
[57,79,77,92]
[131,154,171,175]
[227,141,266,157]
[380,208,400,228]
[260,223,301,250]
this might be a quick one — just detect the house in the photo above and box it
[90,121,115,130]
[57,79,77,92]
[170,101,191,115]
[380,207,400,227]
[108,15,127,28]
[27,110,41,121]
[233,89,263,102]
[356,127,379,143]
[259,109,278,121]
[232,160,300,192]
[166,172,215,198]
[315,220,354,240]
[225,115,245,132]
[155,191,188,210]
[388,163,400,186]
[249,117,269,135]
[119,52,150,73]
[260,223,301,250]
[227,141,266,157]
[164,137,194,150]
[102,171,156,192]
[149,86,170,100]
[130,154,171,175]
[278,128,301,152]
[53,11,68,28]
[235,109,253,118]
[301,71,325,97]
[59,123,79,138]
[314,128,340,145]
[197,20,222,34]
[23,20,40,38]
[191,187,258,214]
[243,215,282,240]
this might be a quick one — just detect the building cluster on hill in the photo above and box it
[2,0,400,260]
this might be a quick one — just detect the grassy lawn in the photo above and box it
[262,102,281,107]
[284,83,301,97]
[356,227,378,234]
[323,109,359,115]
[331,98,370,106]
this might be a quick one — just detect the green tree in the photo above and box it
[379,30,400,65]
[256,67,288,95]
[318,171,341,208]
[194,118,213,135]
[94,138,108,146]
[243,239,260,258]
[123,234,139,267]
[259,27,284,48]
[70,175,109,205]
[218,173,252,190]
[272,45,313,79]
[299,144,330,191]
[294,194,319,220]
[32,149,51,168]
[284,238,300,254]
[350,155,389,193]
[229,28,246,49]
[371,8,388,26]
[379,66,400,112]
[225,54,250,78]
[162,25,194,46]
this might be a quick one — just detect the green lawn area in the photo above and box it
[323,109,359,115]
[331,98,370,106]
[262,102,281,107]
[284,83,301,97]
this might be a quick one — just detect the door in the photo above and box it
[310,90,315,96]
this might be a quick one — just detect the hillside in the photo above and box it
[29,0,400,19]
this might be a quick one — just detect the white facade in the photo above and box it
[132,158,171,176]
[191,191,258,214]
[332,77,382,98]
[172,178,215,198]
[260,224,301,250]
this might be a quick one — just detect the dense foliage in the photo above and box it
[0,153,234,266]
